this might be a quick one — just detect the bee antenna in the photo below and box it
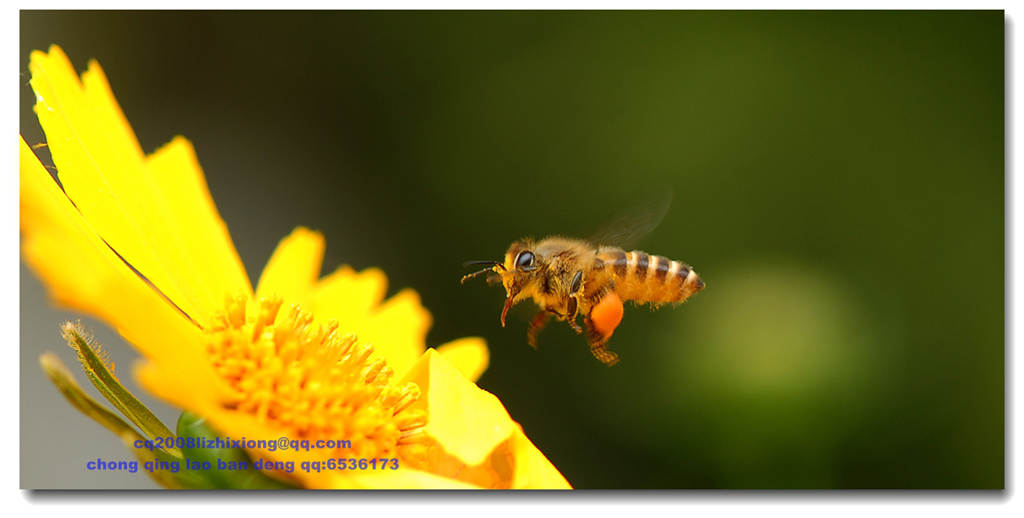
[463,260,505,271]
[460,261,505,284]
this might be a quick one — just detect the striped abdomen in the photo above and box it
[597,248,705,305]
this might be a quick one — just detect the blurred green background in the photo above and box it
[20,11,1003,489]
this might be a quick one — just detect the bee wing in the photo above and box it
[587,187,673,249]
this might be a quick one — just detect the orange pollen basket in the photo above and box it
[203,295,428,459]
[590,292,624,338]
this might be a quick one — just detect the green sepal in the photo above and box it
[39,353,199,489]
[176,412,297,489]
[61,322,181,457]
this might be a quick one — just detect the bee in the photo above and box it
[461,233,705,367]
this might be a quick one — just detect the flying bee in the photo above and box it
[461,203,705,366]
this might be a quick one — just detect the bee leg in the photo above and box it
[527,311,550,350]
[584,315,620,367]
[566,297,583,334]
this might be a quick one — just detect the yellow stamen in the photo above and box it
[205,295,426,459]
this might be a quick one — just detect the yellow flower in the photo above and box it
[20,45,570,489]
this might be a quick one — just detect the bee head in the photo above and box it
[460,239,544,327]
[494,239,548,325]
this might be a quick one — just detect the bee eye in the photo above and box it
[515,251,536,270]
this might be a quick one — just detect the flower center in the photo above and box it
[204,295,426,459]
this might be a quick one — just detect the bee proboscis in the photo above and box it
[461,236,705,366]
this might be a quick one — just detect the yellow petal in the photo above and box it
[255,227,324,303]
[308,266,427,376]
[508,426,572,489]
[401,349,516,466]
[358,289,431,380]
[135,361,228,433]
[399,349,569,488]
[145,136,253,311]
[324,468,481,489]
[415,426,571,489]
[20,137,223,400]
[307,266,432,379]
[307,266,388,328]
[28,45,250,327]
[435,337,490,382]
